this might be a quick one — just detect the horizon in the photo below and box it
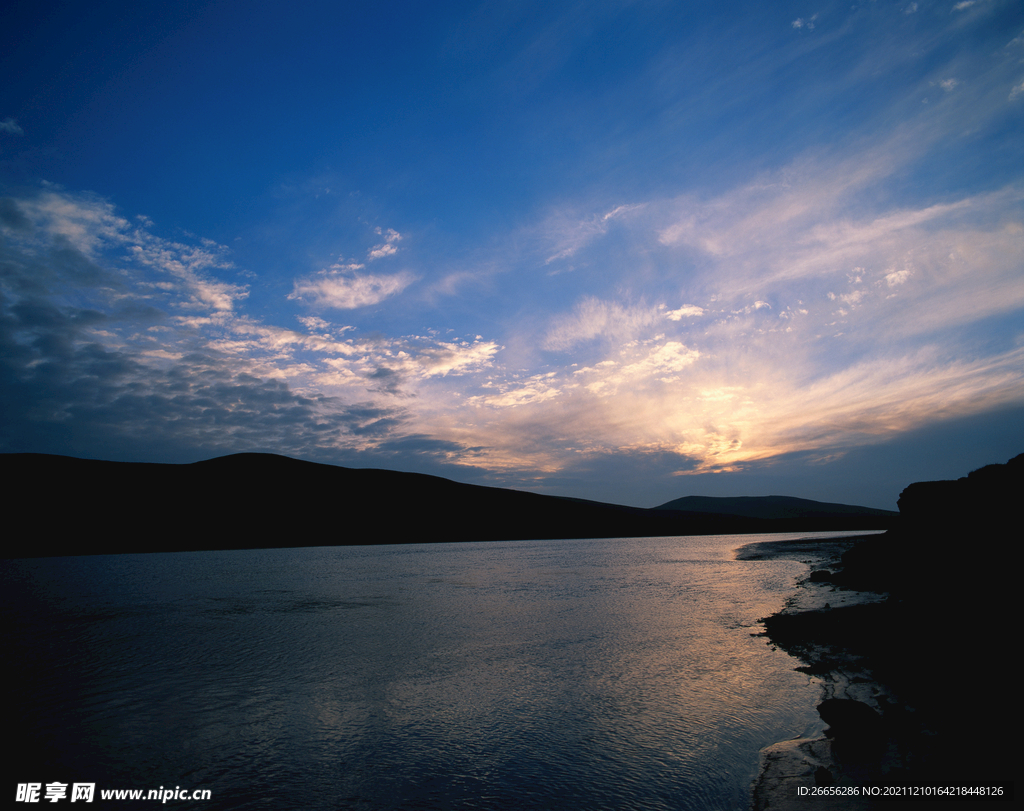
[3,1,1023,511]
[6,445,1017,514]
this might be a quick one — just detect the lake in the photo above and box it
[2,533,863,809]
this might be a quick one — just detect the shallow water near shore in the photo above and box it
[3,533,871,810]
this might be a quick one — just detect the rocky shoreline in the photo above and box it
[740,535,905,810]
[742,453,1021,808]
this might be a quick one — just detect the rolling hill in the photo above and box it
[3,452,897,556]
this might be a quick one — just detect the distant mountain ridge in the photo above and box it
[654,495,897,521]
[2,452,897,557]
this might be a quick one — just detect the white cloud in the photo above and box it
[367,227,402,260]
[885,268,913,286]
[298,315,331,332]
[290,270,416,309]
[128,241,245,312]
[583,341,700,396]
[222,319,367,358]
[664,304,705,320]
[836,289,866,306]
[0,118,24,135]
[399,338,501,378]
[368,243,398,260]
[471,372,562,408]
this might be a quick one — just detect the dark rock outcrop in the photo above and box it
[835,452,1022,600]
[760,452,1022,791]
[818,698,886,760]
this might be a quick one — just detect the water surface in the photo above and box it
[3,533,863,809]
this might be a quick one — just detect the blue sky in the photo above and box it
[2,0,1022,510]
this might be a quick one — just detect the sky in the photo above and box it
[2,0,1022,510]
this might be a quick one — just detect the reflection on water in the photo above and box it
[2,533,859,810]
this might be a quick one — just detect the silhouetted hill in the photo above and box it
[654,494,896,522]
[2,452,897,557]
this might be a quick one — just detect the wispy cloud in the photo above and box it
[16,190,247,311]
[440,130,1023,481]
[578,341,701,397]
[543,204,643,265]
[543,297,663,350]
[290,269,416,309]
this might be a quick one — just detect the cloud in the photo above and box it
[0,186,495,469]
[581,341,700,397]
[0,118,23,135]
[9,190,248,312]
[544,297,662,350]
[0,266,406,465]
[542,203,643,264]
[128,241,245,312]
[664,305,705,320]
[367,227,402,260]
[885,268,912,286]
[368,243,398,259]
[385,337,501,379]
[471,372,563,408]
[297,315,332,332]
[441,134,1022,484]
[290,269,416,309]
